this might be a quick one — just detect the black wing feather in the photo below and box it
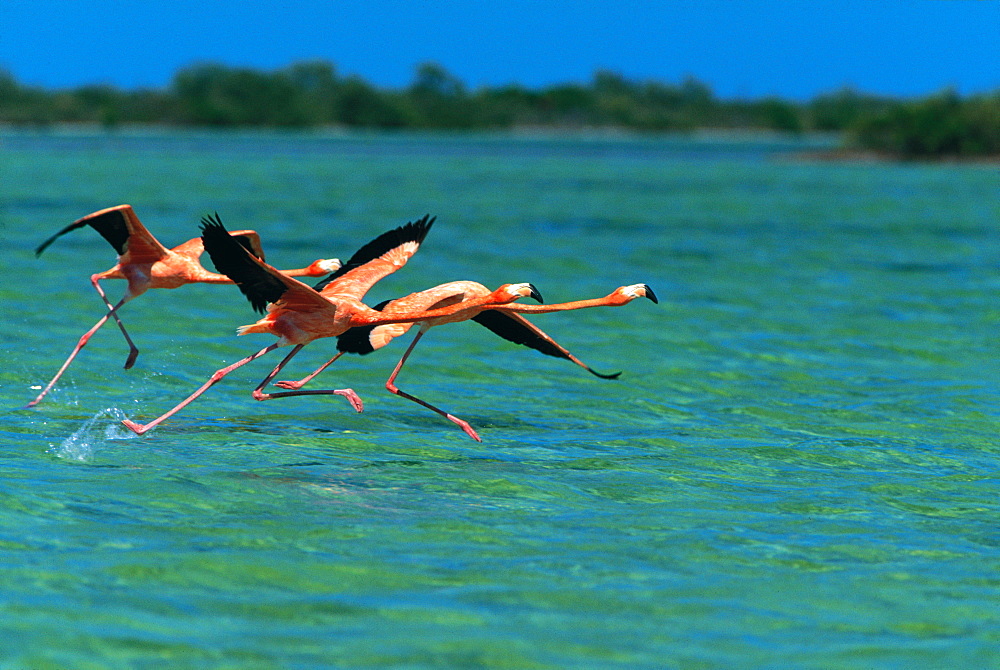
[36,208,131,257]
[335,298,393,354]
[231,233,264,260]
[471,310,568,359]
[471,310,621,379]
[200,213,287,314]
[313,214,435,291]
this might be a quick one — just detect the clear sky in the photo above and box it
[1,0,998,101]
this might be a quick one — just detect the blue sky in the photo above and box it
[2,1,998,100]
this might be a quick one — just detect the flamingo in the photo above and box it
[120,214,539,436]
[26,205,341,408]
[272,280,658,441]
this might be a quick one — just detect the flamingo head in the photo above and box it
[499,282,544,304]
[307,258,343,275]
[620,283,658,304]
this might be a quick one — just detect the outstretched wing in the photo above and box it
[228,229,266,261]
[36,204,170,263]
[200,214,328,315]
[313,214,435,300]
[173,214,267,262]
[471,310,621,379]
[198,213,267,261]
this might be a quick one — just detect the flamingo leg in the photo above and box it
[91,276,140,369]
[273,351,347,390]
[121,343,282,435]
[26,295,132,408]
[251,347,363,412]
[384,328,482,443]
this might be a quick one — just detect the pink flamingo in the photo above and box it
[273,280,657,441]
[120,215,538,435]
[28,205,340,408]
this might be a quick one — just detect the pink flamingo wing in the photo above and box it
[315,215,435,301]
[35,204,169,262]
[114,205,171,264]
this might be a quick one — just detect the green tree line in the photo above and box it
[2,60,998,158]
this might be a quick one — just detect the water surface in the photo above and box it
[1,129,999,668]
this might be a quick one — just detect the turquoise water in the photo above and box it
[1,129,999,668]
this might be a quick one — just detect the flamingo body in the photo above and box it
[280,280,655,441]
[27,205,340,407]
[337,280,622,377]
[121,215,537,435]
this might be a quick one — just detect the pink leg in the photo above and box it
[121,343,281,435]
[385,329,482,442]
[251,347,363,412]
[92,277,140,369]
[26,296,130,408]
[273,351,346,390]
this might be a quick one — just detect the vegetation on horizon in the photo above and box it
[2,60,997,159]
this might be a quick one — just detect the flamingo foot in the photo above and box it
[337,389,364,413]
[121,419,151,436]
[273,380,305,390]
[123,348,139,370]
[447,414,482,442]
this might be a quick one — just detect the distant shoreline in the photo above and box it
[5,123,997,164]
[788,148,1000,165]
[0,122,835,142]
[5,62,1000,160]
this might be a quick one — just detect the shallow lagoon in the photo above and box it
[1,129,999,667]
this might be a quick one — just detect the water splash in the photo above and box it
[52,407,136,462]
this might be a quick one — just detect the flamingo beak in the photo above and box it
[642,284,658,304]
[527,283,543,303]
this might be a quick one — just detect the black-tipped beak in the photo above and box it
[528,283,543,303]
[643,284,658,304]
